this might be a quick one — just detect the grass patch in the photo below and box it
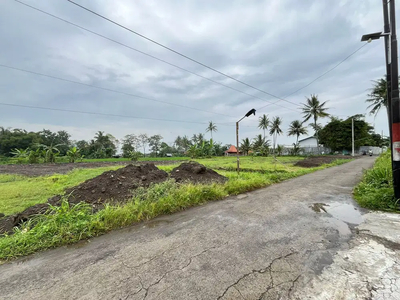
[0,158,351,260]
[354,151,398,211]
[0,166,122,216]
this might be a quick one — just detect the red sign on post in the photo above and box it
[393,123,400,161]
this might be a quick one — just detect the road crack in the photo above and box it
[216,251,297,300]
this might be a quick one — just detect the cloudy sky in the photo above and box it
[0,0,394,148]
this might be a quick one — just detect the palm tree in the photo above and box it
[269,116,283,155]
[288,120,308,144]
[252,134,266,152]
[258,114,269,139]
[240,138,251,156]
[205,121,218,139]
[366,77,387,116]
[302,94,329,154]
[197,133,205,144]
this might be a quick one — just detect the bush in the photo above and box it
[354,151,398,211]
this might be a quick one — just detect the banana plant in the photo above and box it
[67,147,81,163]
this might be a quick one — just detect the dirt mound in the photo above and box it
[295,156,353,168]
[170,162,227,184]
[0,164,168,235]
[50,164,168,206]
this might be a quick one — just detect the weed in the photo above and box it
[354,151,398,211]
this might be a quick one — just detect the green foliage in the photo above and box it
[366,77,388,116]
[302,94,329,152]
[28,148,41,164]
[258,114,270,139]
[205,121,218,139]
[288,120,308,144]
[66,147,81,163]
[276,144,285,156]
[290,143,301,156]
[319,115,375,151]
[240,138,251,155]
[148,134,163,157]
[38,143,62,163]
[128,150,141,161]
[354,151,398,211]
[269,116,283,154]
[10,148,29,164]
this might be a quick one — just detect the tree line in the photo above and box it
[1,84,388,163]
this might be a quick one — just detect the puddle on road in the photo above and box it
[324,202,363,225]
[310,202,363,225]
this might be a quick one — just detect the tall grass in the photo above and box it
[354,151,398,211]
[0,159,351,260]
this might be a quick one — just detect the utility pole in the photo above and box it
[389,0,400,199]
[352,118,355,156]
[236,109,256,174]
[236,122,240,173]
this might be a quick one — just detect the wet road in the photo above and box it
[0,157,386,299]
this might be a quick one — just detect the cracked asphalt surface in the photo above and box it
[1,156,399,299]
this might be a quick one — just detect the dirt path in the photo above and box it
[2,157,398,299]
[0,160,185,176]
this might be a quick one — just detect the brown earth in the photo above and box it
[0,162,227,235]
[0,160,186,176]
[294,155,354,168]
[0,164,168,235]
[170,161,227,184]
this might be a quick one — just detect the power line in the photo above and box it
[256,42,369,112]
[0,63,235,118]
[67,0,301,108]
[12,0,297,113]
[0,102,236,126]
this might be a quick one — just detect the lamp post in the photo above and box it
[361,0,400,199]
[236,108,256,174]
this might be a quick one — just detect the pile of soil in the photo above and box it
[170,161,227,184]
[294,155,353,168]
[0,160,185,176]
[0,164,168,235]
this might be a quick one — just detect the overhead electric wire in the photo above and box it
[0,102,238,126]
[0,63,235,118]
[256,42,370,112]
[67,0,301,108]
[12,0,297,113]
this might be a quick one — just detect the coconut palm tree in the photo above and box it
[240,138,251,156]
[302,94,329,154]
[288,120,308,144]
[252,134,266,152]
[205,121,218,139]
[366,77,387,116]
[269,117,283,155]
[258,114,269,139]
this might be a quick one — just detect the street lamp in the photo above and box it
[361,0,400,199]
[236,108,256,174]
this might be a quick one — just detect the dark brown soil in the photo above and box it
[0,164,168,235]
[170,161,227,184]
[294,155,354,168]
[0,160,186,176]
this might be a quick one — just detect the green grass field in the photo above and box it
[0,156,351,260]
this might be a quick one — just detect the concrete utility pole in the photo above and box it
[352,118,355,157]
[389,0,400,199]
[361,0,400,199]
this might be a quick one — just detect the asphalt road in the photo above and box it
[1,156,392,300]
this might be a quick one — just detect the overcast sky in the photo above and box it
[0,0,395,148]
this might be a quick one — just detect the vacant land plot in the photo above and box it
[0,156,352,260]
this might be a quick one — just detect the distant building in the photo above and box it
[298,137,318,147]
[225,145,241,156]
